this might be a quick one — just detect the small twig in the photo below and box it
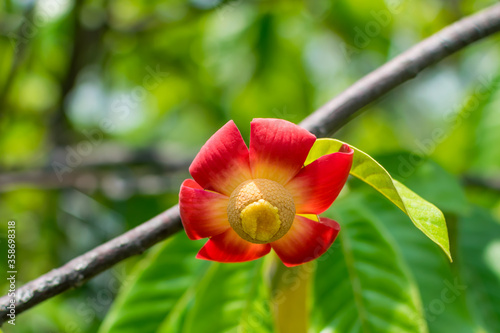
[2,3,500,325]
[0,145,191,190]
[0,169,187,195]
[463,174,500,192]
[0,153,190,193]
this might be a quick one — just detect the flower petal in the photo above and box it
[197,228,271,263]
[271,216,340,267]
[179,179,230,240]
[285,144,353,214]
[249,118,316,185]
[189,120,252,196]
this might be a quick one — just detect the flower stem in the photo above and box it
[267,255,313,333]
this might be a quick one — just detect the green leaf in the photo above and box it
[306,138,451,261]
[170,260,273,333]
[459,206,500,332]
[373,152,468,215]
[358,186,477,332]
[99,233,206,333]
[311,195,428,333]
[100,233,273,333]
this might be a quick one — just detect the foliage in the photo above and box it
[1,0,499,332]
[307,138,451,260]
[99,158,500,333]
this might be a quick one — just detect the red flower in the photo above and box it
[179,118,353,267]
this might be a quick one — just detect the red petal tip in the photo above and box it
[339,144,353,153]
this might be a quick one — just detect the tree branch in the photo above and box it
[0,168,188,195]
[463,174,500,192]
[0,145,191,191]
[2,3,500,325]
[1,206,183,322]
[300,3,500,136]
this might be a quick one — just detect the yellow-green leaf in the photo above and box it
[306,138,451,261]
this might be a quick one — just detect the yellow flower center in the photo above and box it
[227,179,295,244]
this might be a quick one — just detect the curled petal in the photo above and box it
[271,216,340,267]
[190,120,252,196]
[179,179,230,240]
[249,118,316,185]
[286,144,353,214]
[197,228,271,263]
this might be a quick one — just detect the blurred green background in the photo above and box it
[1,0,499,332]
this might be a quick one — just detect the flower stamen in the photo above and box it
[228,179,295,244]
[240,199,281,242]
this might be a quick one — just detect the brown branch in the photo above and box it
[1,205,183,322]
[0,168,187,195]
[299,3,500,136]
[463,174,500,192]
[0,145,191,191]
[2,3,500,325]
